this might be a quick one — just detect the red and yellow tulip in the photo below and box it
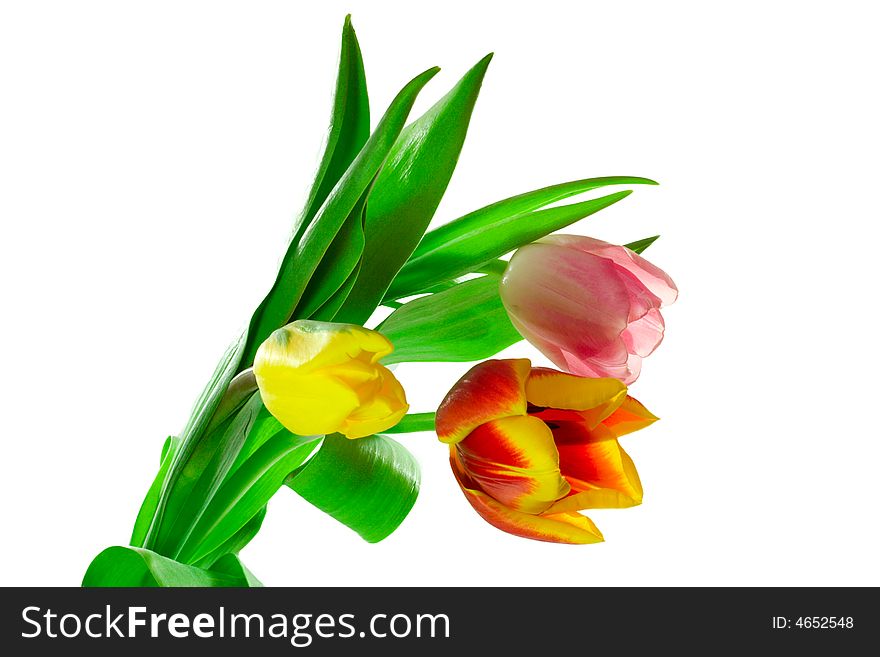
[436,358,657,544]
[255,320,409,439]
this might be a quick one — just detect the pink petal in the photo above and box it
[542,234,678,307]
[561,340,639,385]
[501,242,630,359]
[621,308,665,357]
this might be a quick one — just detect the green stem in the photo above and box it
[383,412,436,434]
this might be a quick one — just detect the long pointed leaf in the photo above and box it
[386,177,655,300]
[293,187,367,318]
[137,16,367,545]
[131,437,178,546]
[292,15,370,244]
[313,260,361,321]
[336,54,493,324]
[240,66,440,367]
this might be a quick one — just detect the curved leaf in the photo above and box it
[210,553,263,587]
[286,434,419,543]
[82,546,256,588]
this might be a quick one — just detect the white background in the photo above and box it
[2,0,878,587]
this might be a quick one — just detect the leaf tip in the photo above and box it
[625,235,661,254]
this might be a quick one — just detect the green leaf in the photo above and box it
[475,259,508,276]
[148,393,266,558]
[388,258,508,301]
[386,176,656,300]
[130,436,178,546]
[379,274,521,364]
[287,434,419,543]
[292,15,370,244]
[313,259,362,321]
[624,234,660,254]
[140,336,247,549]
[129,23,434,571]
[178,431,320,564]
[240,66,440,368]
[82,546,257,587]
[210,553,263,587]
[385,412,436,434]
[293,187,368,318]
[194,506,267,569]
[225,401,285,471]
[336,54,493,324]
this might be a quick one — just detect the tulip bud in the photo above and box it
[254,320,409,439]
[500,235,677,384]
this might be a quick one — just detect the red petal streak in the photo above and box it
[436,359,530,445]
[550,422,643,509]
[455,416,569,514]
[450,450,604,544]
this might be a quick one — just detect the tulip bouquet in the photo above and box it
[83,17,676,587]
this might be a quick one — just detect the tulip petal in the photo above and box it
[501,242,630,356]
[542,234,678,306]
[436,359,531,445]
[525,367,627,428]
[451,451,603,544]
[254,320,407,438]
[622,308,665,358]
[258,373,360,437]
[258,321,394,376]
[340,366,410,439]
[455,416,570,514]
[545,423,643,512]
[547,481,641,513]
[602,395,658,438]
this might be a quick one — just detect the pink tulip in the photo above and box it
[499,235,677,384]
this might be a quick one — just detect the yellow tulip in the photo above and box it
[254,320,409,439]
